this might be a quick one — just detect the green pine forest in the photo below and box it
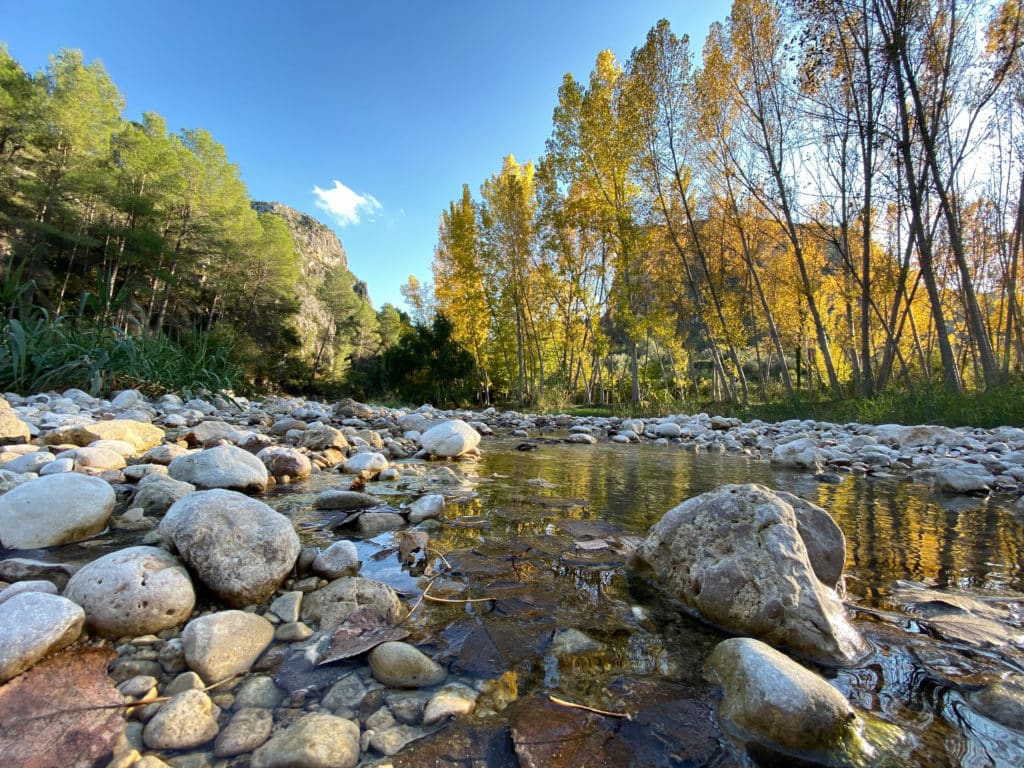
[3,0,1024,427]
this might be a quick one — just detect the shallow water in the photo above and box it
[314,437,1024,767]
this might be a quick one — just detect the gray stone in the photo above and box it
[214,707,274,757]
[301,576,405,632]
[300,424,349,452]
[771,437,823,469]
[312,540,360,579]
[369,724,429,755]
[322,674,369,714]
[969,676,1024,731]
[251,712,360,768]
[142,689,220,750]
[268,590,303,623]
[419,419,480,458]
[0,592,84,682]
[257,445,312,481]
[169,444,269,493]
[275,621,313,642]
[1,449,53,474]
[369,641,446,688]
[0,579,58,606]
[706,638,858,754]
[0,559,77,591]
[423,683,478,725]
[65,445,127,470]
[0,472,115,549]
[63,546,195,638]
[635,483,866,665]
[161,489,300,607]
[165,671,205,696]
[358,511,405,534]
[132,474,196,516]
[182,610,274,684]
[314,489,381,510]
[341,451,389,474]
[234,675,284,710]
[652,422,682,438]
[406,494,445,524]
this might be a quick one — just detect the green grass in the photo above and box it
[0,313,245,398]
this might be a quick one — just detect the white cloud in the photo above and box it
[312,179,382,226]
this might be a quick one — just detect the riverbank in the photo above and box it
[1,388,1022,767]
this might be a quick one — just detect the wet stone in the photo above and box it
[214,707,274,758]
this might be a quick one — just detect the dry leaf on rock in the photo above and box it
[0,647,124,768]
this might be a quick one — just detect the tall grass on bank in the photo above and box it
[0,313,244,398]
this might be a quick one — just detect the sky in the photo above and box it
[3,0,731,311]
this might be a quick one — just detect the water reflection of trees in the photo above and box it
[815,481,1024,603]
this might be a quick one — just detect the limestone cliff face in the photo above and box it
[251,201,348,281]
[252,201,371,379]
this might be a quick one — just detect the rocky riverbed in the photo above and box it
[0,389,1022,767]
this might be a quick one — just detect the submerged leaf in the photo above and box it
[0,647,123,768]
[316,607,410,665]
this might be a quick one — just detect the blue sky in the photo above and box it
[4,0,730,311]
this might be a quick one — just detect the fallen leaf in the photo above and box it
[399,530,430,565]
[316,607,410,665]
[0,646,123,768]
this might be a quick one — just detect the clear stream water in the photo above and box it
[297,436,1024,767]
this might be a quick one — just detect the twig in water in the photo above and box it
[548,694,632,720]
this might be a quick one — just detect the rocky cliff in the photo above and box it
[251,201,372,382]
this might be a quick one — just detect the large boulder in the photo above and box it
[0,592,84,682]
[706,637,860,757]
[64,546,195,638]
[169,444,269,493]
[44,419,165,453]
[419,419,481,458]
[0,472,115,549]
[634,483,866,665]
[161,489,300,607]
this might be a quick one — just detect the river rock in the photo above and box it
[969,676,1024,731]
[312,540,360,579]
[0,592,85,682]
[300,424,350,452]
[214,707,274,757]
[1,449,54,474]
[301,576,405,631]
[342,451,389,474]
[419,419,481,458]
[933,465,993,495]
[182,610,274,683]
[652,421,682,438]
[63,546,195,638]
[257,445,312,481]
[251,712,360,768]
[315,488,382,510]
[0,578,58,605]
[0,472,115,549]
[706,637,858,755]
[406,493,445,524]
[0,557,77,589]
[142,689,220,750]
[634,483,866,665]
[0,406,30,444]
[369,641,447,688]
[181,420,240,447]
[62,445,127,470]
[770,437,823,469]
[161,489,300,606]
[423,683,479,725]
[45,419,165,452]
[132,473,196,516]
[169,444,269,492]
